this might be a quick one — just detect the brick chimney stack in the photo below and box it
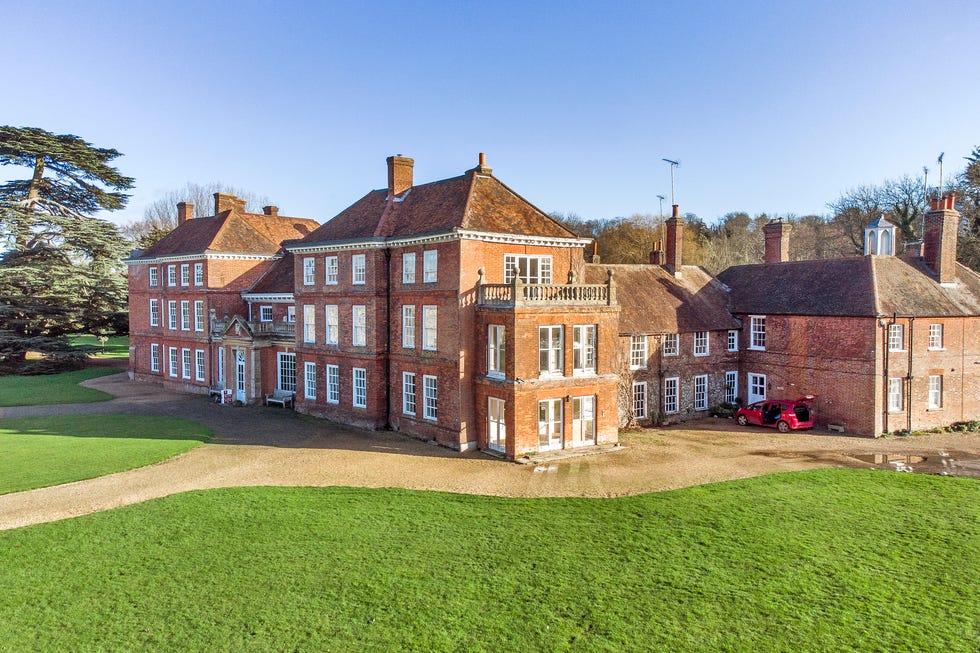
[665,204,683,277]
[214,193,245,214]
[387,155,414,197]
[763,219,793,264]
[649,239,665,265]
[262,206,279,217]
[923,193,959,283]
[176,201,194,226]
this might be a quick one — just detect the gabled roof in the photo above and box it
[584,264,740,334]
[246,251,295,295]
[717,256,980,317]
[295,167,578,245]
[138,211,319,258]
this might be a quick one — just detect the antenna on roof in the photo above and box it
[657,194,666,247]
[937,152,945,197]
[662,159,680,206]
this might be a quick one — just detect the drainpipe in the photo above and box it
[881,315,895,436]
[906,316,914,433]
[384,248,392,429]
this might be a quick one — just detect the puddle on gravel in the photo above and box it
[851,452,980,478]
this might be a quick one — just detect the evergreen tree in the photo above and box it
[0,126,134,374]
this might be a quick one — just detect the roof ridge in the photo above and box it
[869,256,883,316]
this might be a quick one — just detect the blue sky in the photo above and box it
[4,0,978,227]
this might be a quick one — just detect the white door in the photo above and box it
[537,399,563,451]
[748,373,766,404]
[571,396,595,446]
[487,397,506,452]
[235,350,246,402]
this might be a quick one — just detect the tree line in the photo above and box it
[553,152,980,274]
[2,124,977,374]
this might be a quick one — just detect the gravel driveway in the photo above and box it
[1,372,976,531]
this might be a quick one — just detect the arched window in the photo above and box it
[880,229,893,255]
[867,230,877,255]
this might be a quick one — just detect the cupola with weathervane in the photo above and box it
[864,216,896,256]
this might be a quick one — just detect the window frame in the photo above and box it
[888,377,903,412]
[725,371,738,404]
[181,348,191,379]
[503,254,553,284]
[168,347,178,377]
[664,377,679,414]
[168,301,177,330]
[326,364,339,404]
[694,331,709,356]
[180,264,190,286]
[149,267,158,287]
[888,323,904,352]
[630,335,647,369]
[662,333,678,357]
[351,254,366,285]
[538,325,564,376]
[749,316,766,351]
[422,305,437,351]
[303,304,315,344]
[194,300,204,332]
[195,349,205,382]
[325,305,339,345]
[487,324,505,378]
[167,265,177,286]
[277,352,297,392]
[928,324,944,350]
[572,324,596,374]
[927,375,942,409]
[303,257,315,286]
[727,330,738,352]
[150,343,160,372]
[324,256,338,285]
[304,362,317,400]
[402,372,416,415]
[180,300,190,331]
[694,374,708,411]
[352,305,366,347]
[633,381,647,419]
[259,305,273,322]
[423,250,438,283]
[149,299,159,327]
[402,305,416,349]
[194,263,204,286]
[423,374,438,420]
[402,252,416,284]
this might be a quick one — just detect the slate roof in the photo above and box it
[584,264,740,334]
[295,167,578,245]
[138,211,319,258]
[246,251,295,294]
[717,256,980,317]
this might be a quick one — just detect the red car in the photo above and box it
[735,396,816,432]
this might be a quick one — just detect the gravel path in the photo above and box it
[1,373,977,531]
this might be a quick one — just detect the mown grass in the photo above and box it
[0,366,121,407]
[0,469,976,651]
[0,415,211,494]
[69,334,130,359]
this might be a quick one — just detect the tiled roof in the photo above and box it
[717,256,980,317]
[139,211,319,258]
[584,264,740,334]
[246,251,294,294]
[296,167,577,245]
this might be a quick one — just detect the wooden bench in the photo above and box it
[208,384,225,402]
[264,389,295,408]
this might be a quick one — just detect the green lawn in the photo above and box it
[0,415,211,494]
[0,470,976,651]
[0,366,122,407]
[69,334,130,359]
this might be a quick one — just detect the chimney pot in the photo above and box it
[176,201,194,226]
[262,205,279,217]
[671,204,679,218]
[479,152,486,166]
[386,155,414,197]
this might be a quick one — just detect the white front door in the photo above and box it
[537,398,563,451]
[488,397,506,453]
[235,350,246,402]
[748,373,766,404]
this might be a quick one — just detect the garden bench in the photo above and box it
[264,389,295,408]
[208,383,225,402]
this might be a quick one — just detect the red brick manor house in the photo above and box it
[127,155,980,458]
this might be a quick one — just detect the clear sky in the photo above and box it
[4,0,978,227]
